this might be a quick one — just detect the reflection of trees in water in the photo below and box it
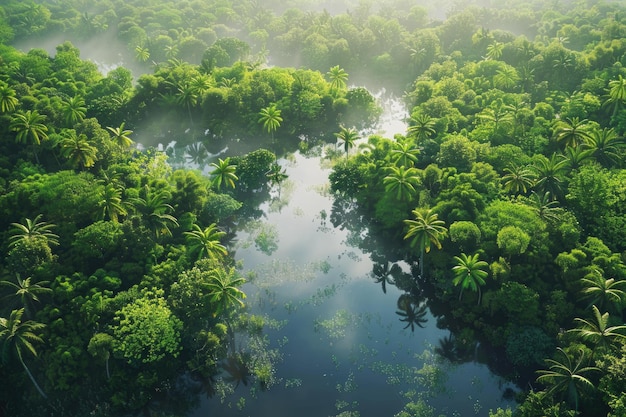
[396,293,428,331]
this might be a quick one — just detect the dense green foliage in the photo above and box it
[1,0,626,416]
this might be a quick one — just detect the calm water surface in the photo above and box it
[192,148,516,417]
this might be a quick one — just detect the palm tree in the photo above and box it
[61,96,87,127]
[553,117,591,148]
[184,223,228,261]
[485,41,504,60]
[207,267,246,318]
[258,104,283,139]
[106,122,133,148]
[494,65,519,91]
[9,215,59,250]
[327,65,349,95]
[58,130,98,169]
[395,294,428,331]
[606,74,626,118]
[209,157,238,190]
[502,164,534,195]
[562,145,593,172]
[135,45,150,62]
[176,83,199,125]
[584,127,625,167]
[531,153,568,200]
[335,126,359,156]
[568,305,626,352]
[477,106,513,132]
[131,188,179,238]
[0,83,19,113]
[0,275,51,319]
[404,208,447,278]
[189,74,213,96]
[536,347,599,412]
[390,141,420,167]
[580,269,626,315]
[9,110,48,146]
[406,114,436,141]
[452,253,489,304]
[528,191,562,223]
[97,183,127,223]
[383,165,421,201]
[0,308,47,398]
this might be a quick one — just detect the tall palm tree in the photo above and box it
[327,65,349,95]
[0,308,47,398]
[553,117,591,148]
[97,183,127,223]
[176,83,199,125]
[502,164,535,195]
[452,252,489,304]
[106,122,133,148]
[605,74,626,118]
[406,114,436,141]
[536,347,599,412]
[404,208,447,278]
[184,223,228,261]
[335,126,359,156]
[61,95,87,127]
[383,165,421,201]
[258,104,283,139]
[0,275,51,319]
[58,130,98,169]
[0,83,19,113]
[209,157,238,190]
[9,215,59,250]
[584,127,625,167]
[580,270,626,315]
[568,305,626,352]
[390,141,420,167]
[9,110,48,146]
[189,74,213,96]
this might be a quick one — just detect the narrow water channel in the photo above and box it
[191,96,516,417]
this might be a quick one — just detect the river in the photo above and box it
[189,96,516,417]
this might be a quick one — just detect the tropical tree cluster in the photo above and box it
[2,0,626,416]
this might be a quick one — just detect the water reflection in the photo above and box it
[190,149,516,417]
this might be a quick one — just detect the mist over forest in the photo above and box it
[2,1,626,416]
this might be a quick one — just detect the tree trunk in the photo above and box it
[19,355,47,399]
